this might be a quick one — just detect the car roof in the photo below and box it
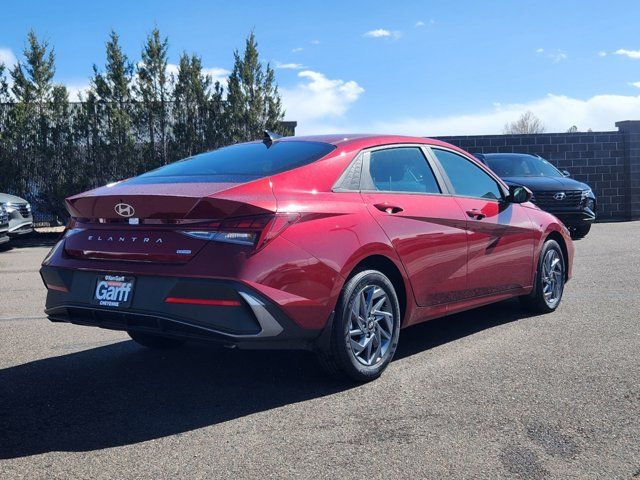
[276,134,466,152]
[482,153,538,158]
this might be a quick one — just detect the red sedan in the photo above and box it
[41,133,573,382]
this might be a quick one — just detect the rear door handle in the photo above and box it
[374,203,404,215]
[466,209,486,220]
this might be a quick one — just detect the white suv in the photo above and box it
[0,193,34,236]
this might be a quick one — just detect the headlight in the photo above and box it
[581,188,594,199]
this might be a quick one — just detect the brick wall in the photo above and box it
[434,124,638,222]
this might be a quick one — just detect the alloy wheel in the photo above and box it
[542,249,564,307]
[346,284,395,366]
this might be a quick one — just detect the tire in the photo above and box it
[317,270,401,382]
[128,331,185,349]
[519,239,566,313]
[570,224,591,239]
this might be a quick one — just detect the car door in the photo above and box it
[429,147,535,297]
[359,145,469,307]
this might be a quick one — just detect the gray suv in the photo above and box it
[0,193,34,236]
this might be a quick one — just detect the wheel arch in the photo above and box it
[347,254,410,324]
[544,230,570,281]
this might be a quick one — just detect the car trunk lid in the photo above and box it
[63,177,277,263]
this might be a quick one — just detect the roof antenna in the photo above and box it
[263,130,283,147]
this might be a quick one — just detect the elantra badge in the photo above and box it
[553,192,566,201]
[115,203,135,217]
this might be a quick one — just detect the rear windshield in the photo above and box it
[135,141,336,180]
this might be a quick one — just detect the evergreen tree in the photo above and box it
[135,27,171,169]
[172,53,212,159]
[263,62,283,132]
[0,63,11,189]
[8,30,56,199]
[204,80,225,151]
[90,30,136,180]
[47,84,75,220]
[225,32,284,144]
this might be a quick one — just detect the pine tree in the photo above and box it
[135,27,171,169]
[48,84,75,220]
[225,32,284,144]
[204,80,225,151]
[90,30,136,180]
[8,30,56,199]
[0,63,11,192]
[172,53,212,159]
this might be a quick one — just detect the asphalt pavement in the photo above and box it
[0,223,638,479]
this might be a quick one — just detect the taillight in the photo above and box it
[179,213,300,250]
[43,218,84,265]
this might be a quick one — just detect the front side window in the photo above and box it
[366,147,441,194]
[433,149,503,200]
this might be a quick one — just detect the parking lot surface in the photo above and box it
[0,223,638,479]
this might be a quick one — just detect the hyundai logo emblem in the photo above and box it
[115,203,135,217]
[553,192,566,201]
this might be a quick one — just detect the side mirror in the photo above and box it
[509,185,532,204]
[562,170,571,177]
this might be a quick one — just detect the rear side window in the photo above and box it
[135,141,336,180]
[433,149,503,200]
[366,147,441,194]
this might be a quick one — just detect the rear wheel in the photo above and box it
[519,239,566,313]
[128,331,185,349]
[570,224,591,239]
[318,270,401,382]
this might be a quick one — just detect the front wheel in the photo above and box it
[317,270,401,382]
[519,239,566,313]
[570,224,591,239]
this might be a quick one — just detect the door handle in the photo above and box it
[374,203,404,214]
[466,209,486,220]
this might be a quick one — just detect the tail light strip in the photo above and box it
[179,213,300,250]
[164,297,241,307]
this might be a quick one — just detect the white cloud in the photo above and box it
[363,29,401,39]
[598,51,607,57]
[65,82,90,101]
[614,48,640,59]
[629,81,640,88]
[549,51,568,63]
[0,47,17,69]
[292,47,304,53]
[415,21,425,28]
[275,61,306,70]
[364,29,391,38]
[536,48,567,63]
[202,67,231,85]
[281,70,364,129]
[301,93,640,136]
[310,40,320,45]
[163,63,229,87]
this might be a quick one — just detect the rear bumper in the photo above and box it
[41,266,323,350]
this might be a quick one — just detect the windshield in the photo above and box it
[133,141,336,180]
[485,155,563,178]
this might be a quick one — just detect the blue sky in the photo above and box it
[2,0,640,135]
